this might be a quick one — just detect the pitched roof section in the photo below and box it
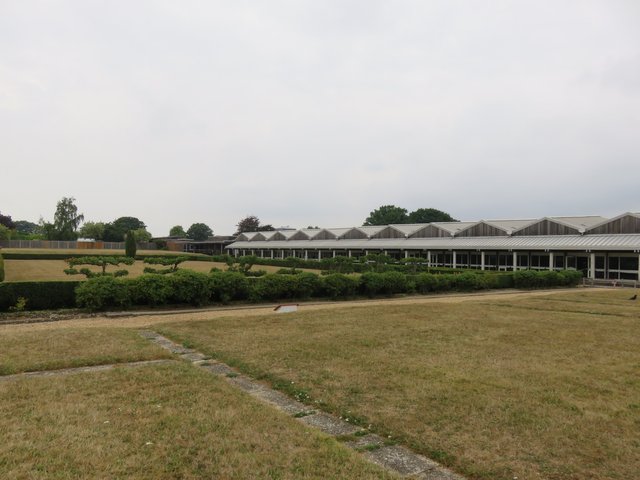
[456,219,534,237]
[585,212,640,235]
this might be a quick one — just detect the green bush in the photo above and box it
[129,274,172,306]
[244,269,267,277]
[359,271,409,297]
[0,251,4,282]
[249,274,298,302]
[0,281,80,311]
[320,274,359,299]
[209,271,250,303]
[414,273,438,293]
[167,270,210,306]
[75,277,131,311]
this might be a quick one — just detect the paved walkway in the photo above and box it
[140,330,466,480]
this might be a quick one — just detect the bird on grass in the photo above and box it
[630,294,637,300]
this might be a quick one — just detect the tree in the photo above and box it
[43,197,84,240]
[408,208,458,223]
[103,216,146,242]
[234,215,274,235]
[0,212,15,230]
[235,215,260,235]
[363,205,408,226]
[125,230,137,258]
[0,224,12,240]
[14,220,41,236]
[79,221,106,240]
[64,256,134,278]
[187,223,213,241]
[132,228,152,243]
[169,225,187,237]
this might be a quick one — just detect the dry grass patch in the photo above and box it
[158,290,640,480]
[0,328,171,375]
[0,362,398,480]
[4,259,320,282]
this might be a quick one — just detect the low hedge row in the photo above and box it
[0,281,80,311]
[2,252,206,261]
[0,268,583,312]
[74,268,582,311]
[0,252,4,282]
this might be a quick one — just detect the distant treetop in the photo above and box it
[364,205,458,226]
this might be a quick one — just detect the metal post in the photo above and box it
[549,252,554,271]
[481,251,485,271]
[589,253,596,279]
[513,252,517,271]
[452,251,457,269]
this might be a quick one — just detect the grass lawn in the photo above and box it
[0,363,398,479]
[157,289,640,480]
[0,328,172,375]
[3,259,320,282]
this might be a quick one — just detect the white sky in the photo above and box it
[1,1,639,236]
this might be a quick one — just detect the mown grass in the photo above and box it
[0,328,172,375]
[0,362,398,479]
[157,289,640,480]
[3,259,320,282]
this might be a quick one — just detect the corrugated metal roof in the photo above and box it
[585,212,640,232]
[228,234,640,252]
[430,221,477,235]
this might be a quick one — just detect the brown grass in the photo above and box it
[156,289,640,480]
[0,327,172,375]
[0,363,398,479]
[3,259,320,282]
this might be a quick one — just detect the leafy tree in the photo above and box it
[187,223,213,241]
[0,212,15,229]
[143,255,190,274]
[79,221,106,240]
[408,208,458,223]
[169,225,187,237]
[132,228,152,243]
[0,224,12,240]
[14,220,41,235]
[103,216,146,242]
[42,197,84,240]
[234,215,275,235]
[363,205,408,226]
[235,215,260,235]
[64,256,135,278]
[125,230,137,258]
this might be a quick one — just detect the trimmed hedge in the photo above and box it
[2,252,208,261]
[0,281,80,311]
[4,267,582,312]
[0,251,4,282]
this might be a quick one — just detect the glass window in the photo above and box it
[620,256,639,271]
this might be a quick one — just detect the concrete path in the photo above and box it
[0,359,175,382]
[140,330,465,480]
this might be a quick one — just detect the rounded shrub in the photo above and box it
[209,271,250,303]
[320,273,359,299]
[76,276,131,311]
[167,270,210,306]
[129,274,172,306]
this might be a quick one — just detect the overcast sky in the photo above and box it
[1,1,639,236]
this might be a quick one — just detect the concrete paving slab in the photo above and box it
[200,362,236,376]
[180,352,209,362]
[366,445,439,476]
[344,433,385,450]
[298,412,362,436]
[228,375,270,394]
[250,388,308,415]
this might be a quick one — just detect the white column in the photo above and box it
[281,250,285,259]
[348,250,352,258]
[270,250,274,259]
[513,252,518,271]
[427,250,432,267]
[549,252,554,271]
[589,253,596,279]
[318,250,322,260]
[404,250,409,259]
[452,251,457,269]
[481,251,486,271]
[304,250,308,260]
[332,250,336,258]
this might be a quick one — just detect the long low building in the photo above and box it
[226,212,640,281]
